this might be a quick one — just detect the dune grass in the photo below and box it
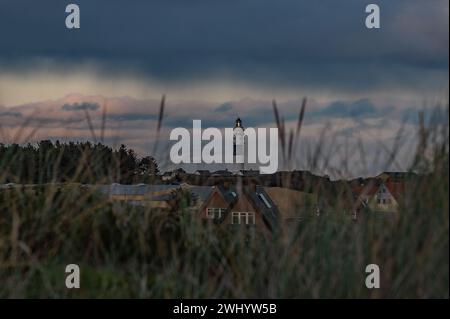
[0,100,448,298]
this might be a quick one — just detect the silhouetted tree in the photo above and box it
[0,140,160,184]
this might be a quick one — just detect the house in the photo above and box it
[161,171,174,182]
[352,179,405,213]
[199,185,279,232]
[161,168,187,182]
[0,183,17,189]
[369,180,404,212]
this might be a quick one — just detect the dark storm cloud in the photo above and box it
[0,0,447,92]
[162,98,395,129]
[62,102,100,111]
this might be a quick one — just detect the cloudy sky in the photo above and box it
[0,0,448,177]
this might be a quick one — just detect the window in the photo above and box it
[206,208,225,219]
[231,212,255,225]
[258,193,272,208]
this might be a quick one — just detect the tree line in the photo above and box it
[0,140,159,184]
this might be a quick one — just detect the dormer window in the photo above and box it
[206,208,226,219]
[258,193,272,208]
[231,212,255,224]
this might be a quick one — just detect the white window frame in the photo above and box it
[206,208,225,219]
[231,212,255,225]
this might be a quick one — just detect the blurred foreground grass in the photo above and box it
[0,107,448,298]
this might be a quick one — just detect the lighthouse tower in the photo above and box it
[233,117,245,173]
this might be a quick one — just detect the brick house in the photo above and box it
[200,184,279,232]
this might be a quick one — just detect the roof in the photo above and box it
[216,184,239,205]
[195,170,211,175]
[161,171,173,176]
[149,192,177,201]
[0,183,17,189]
[349,180,380,209]
[384,180,405,201]
[244,186,279,230]
[376,171,417,180]
[265,187,318,219]
[185,185,214,202]
[352,183,379,198]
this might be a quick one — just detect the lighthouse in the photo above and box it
[233,117,245,173]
